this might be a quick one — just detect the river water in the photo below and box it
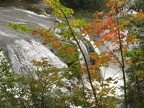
[0,5,123,99]
[0,6,67,73]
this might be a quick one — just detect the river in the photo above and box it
[0,4,124,107]
[0,6,67,73]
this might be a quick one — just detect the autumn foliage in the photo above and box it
[5,0,144,108]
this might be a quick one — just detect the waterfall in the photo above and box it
[0,6,123,98]
[7,39,67,73]
[0,7,67,74]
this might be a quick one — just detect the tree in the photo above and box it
[81,0,144,107]
[6,0,144,107]
[129,0,144,12]
[124,0,144,107]
[126,47,144,108]
[59,0,109,11]
[0,51,70,108]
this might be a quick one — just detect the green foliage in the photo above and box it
[0,54,70,108]
[44,0,73,18]
[126,47,144,108]
[0,50,23,108]
[60,0,109,11]
[73,10,95,20]
[7,22,33,32]
[0,54,11,75]
[122,3,144,107]
[57,44,79,62]
[5,0,144,107]
[136,0,144,11]
[5,0,119,107]
[129,0,144,12]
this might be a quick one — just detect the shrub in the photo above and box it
[59,0,109,11]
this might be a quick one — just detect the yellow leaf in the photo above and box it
[70,9,74,14]
[102,87,111,92]
[138,78,143,81]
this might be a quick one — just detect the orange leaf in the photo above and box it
[105,77,113,81]
[106,3,110,7]
[92,18,100,23]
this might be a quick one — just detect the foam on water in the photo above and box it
[7,39,67,73]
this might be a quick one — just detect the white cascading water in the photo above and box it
[0,6,123,101]
[0,7,67,74]
[7,39,67,73]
